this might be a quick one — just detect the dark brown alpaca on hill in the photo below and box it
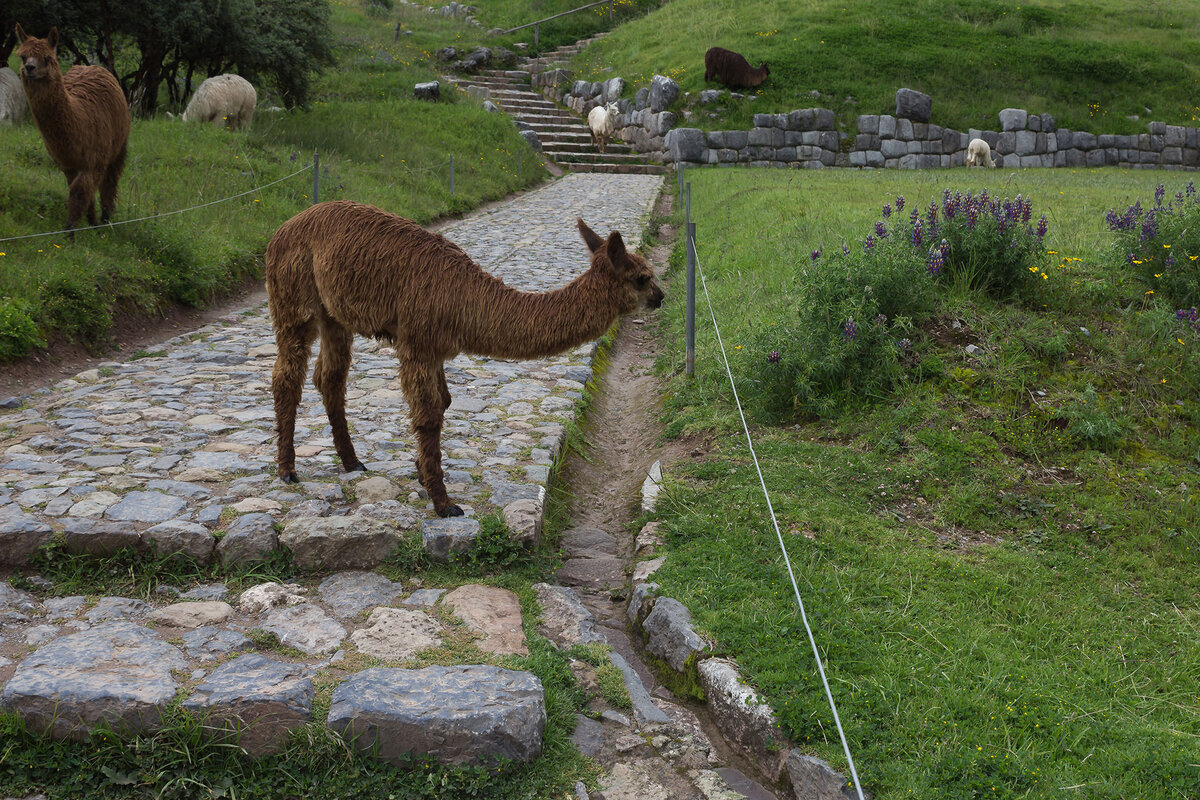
[704,46,770,90]
[14,24,130,234]
[265,200,664,517]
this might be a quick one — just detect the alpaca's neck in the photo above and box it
[460,270,622,360]
[25,72,74,135]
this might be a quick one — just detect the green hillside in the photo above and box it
[573,0,1200,134]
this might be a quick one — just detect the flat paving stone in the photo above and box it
[318,571,404,618]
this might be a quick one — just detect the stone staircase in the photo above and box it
[452,37,667,175]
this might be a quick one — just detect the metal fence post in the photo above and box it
[686,184,695,378]
[450,156,455,198]
[534,22,539,49]
[518,151,522,183]
[313,152,319,205]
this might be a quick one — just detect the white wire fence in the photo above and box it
[680,177,868,800]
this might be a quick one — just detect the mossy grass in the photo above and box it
[652,166,1200,798]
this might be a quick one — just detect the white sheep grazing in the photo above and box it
[0,67,27,125]
[966,137,996,168]
[587,102,620,154]
[182,74,256,130]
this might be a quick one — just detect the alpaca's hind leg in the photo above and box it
[437,366,452,412]
[63,172,96,234]
[401,358,462,517]
[99,144,127,224]
[272,318,318,483]
[314,315,365,474]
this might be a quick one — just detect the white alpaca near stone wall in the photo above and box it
[966,137,996,168]
[587,102,620,154]
[0,67,27,125]
[182,74,256,130]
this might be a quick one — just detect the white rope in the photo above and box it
[692,235,866,800]
[0,165,312,244]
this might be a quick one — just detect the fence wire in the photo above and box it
[0,165,313,244]
[691,232,867,800]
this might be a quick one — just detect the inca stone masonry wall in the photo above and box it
[536,69,1200,171]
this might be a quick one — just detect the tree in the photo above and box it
[4,0,333,114]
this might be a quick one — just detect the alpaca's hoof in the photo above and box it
[280,471,300,484]
[437,503,464,518]
[346,461,367,473]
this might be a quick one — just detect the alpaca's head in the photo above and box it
[578,219,664,313]
[14,24,60,84]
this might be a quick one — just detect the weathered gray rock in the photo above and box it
[895,88,931,122]
[665,127,706,163]
[105,491,187,523]
[502,499,542,546]
[641,597,708,673]
[86,596,150,622]
[999,107,1028,131]
[143,520,215,563]
[649,74,680,113]
[353,476,400,503]
[608,650,670,725]
[180,583,229,602]
[183,653,313,756]
[443,584,527,655]
[150,601,234,628]
[414,81,440,101]
[0,622,185,739]
[421,517,480,562]
[280,513,403,569]
[533,583,605,647]
[61,518,141,555]
[633,556,665,583]
[182,626,254,660]
[602,77,625,104]
[327,665,545,766]
[0,508,53,565]
[402,588,445,608]
[318,571,403,618]
[0,582,39,614]
[519,128,543,151]
[258,604,347,655]
[572,713,605,757]
[238,582,307,615]
[217,513,278,567]
[348,606,443,659]
[699,658,788,781]
[786,750,859,799]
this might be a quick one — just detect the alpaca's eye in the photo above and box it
[636,276,650,289]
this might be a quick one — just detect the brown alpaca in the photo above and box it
[265,200,664,517]
[14,24,130,234]
[704,47,770,90]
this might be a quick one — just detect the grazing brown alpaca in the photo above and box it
[14,24,130,234]
[704,46,770,90]
[266,201,664,517]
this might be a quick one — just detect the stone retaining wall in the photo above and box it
[535,68,1200,171]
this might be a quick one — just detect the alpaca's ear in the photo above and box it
[606,230,628,268]
[47,27,58,50]
[14,23,27,43]
[578,218,604,253]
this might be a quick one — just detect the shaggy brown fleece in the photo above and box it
[704,46,770,90]
[265,200,664,517]
[15,24,130,233]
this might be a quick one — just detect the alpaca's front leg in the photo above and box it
[401,359,462,517]
[314,318,365,474]
[272,319,317,483]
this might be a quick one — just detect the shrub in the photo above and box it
[0,297,46,362]
[1059,385,1130,451]
[929,189,1049,299]
[1107,181,1200,307]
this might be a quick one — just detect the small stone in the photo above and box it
[421,517,480,562]
[502,498,542,546]
[354,476,400,503]
[443,584,527,655]
[150,601,234,628]
[317,571,404,618]
[402,588,445,608]
[238,582,308,615]
[86,597,150,622]
[258,604,346,655]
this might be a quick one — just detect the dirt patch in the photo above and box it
[0,278,268,402]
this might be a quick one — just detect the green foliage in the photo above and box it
[933,190,1049,300]
[456,513,526,572]
[0,296,46,361]
[1059,385,1130,451]
[1106,181,1200,307]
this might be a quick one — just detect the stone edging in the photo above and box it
[535,67,1200,172]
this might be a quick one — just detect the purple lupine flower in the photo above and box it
[1140,211,1159,242]
[767,350,782,363]
[911,218,924,247]
[1167,254,1176,267]
[1176,307,1199,322]
[927,200,938,226]
[843,320,858,340]
[1187,181,1197,198]
[811,249,821,261]
[1127,252,1138,265]
[874,313,887,325]
[1036,214,1048,239]
[966,203,978,229]
[842,242,850,255]
[875,221,888,238]
[939,238,950,257]
[1155,184,1166,206]
[882,203,892,218]
[864,235,876,251]
[1177,191,1185,204]
[895,195,905,212]
[927,249,944,276]
[897,337,912,350]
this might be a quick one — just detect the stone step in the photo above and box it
[560,161,669,175]
[548,150,648,165]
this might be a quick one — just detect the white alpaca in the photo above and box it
[587,102,620,154]
[966,137,996,168]
[0,67,27,125]
[181,74,256,130]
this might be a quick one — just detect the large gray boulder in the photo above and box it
[666,128,706,163]
[217,512,278,567]
[895,88,931,122]
[786,750,860,799]
[414,81,440,101]
[280,513,403,569]
[533,583,605,648]
[699,658,789,781]
[421,517,480,562]
[183,653,313,756]
[327,665,546,766]
[641,596,708,673]
[999,107,1028,131]
[649,74,680,113]
[0,622,185,740]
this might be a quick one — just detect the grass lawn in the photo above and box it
[652,166,1200,798]
[573,0,1200,135]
